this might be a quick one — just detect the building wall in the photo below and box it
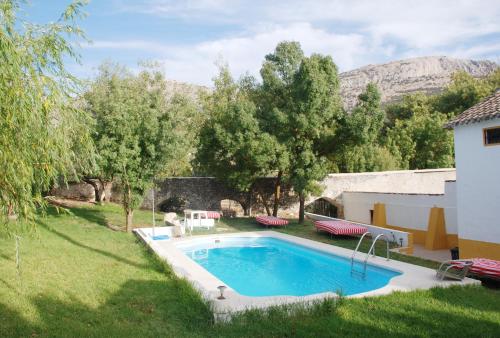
[343,180,458,247]
[454,118,500,259]
[316,169,456,201]
[281,169,456,216]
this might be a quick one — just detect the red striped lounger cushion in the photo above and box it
[256,216,289,226]
[205,211,221,219]
[451,258,500,279]
[314,220,368,236]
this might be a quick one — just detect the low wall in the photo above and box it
[342,181,458,248]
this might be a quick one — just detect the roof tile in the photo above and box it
[444,89,500,128]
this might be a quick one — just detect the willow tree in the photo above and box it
[84,63,192,231]
[0,0,95,228]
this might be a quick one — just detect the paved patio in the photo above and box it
[410,244,451,262]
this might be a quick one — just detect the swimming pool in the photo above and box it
[135,230,479,316]
[177,237,401,297]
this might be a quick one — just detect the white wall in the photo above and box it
[343,180,457,234]
[282,169,456,217]
[315,168,455,202]
[454,118,500,244]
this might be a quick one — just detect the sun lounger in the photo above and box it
[436,259,474,280]
[256,216,289,227]
[314,220,368,236]
[448,258,500,280]
[204,211,221,222]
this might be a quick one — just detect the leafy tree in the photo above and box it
[84,63,190,231]
[335,83,398,172]
[0,0,95,228]
[434,70,499,117]
[384,68,499,170]
[258,41,302,216]
[195,66,284,215]
[289,53,345,222]
[385,92,433,128]
[387,112,454,169]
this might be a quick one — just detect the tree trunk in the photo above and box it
[272,171,282,217]
[242,205,250,216]
[298,192,305,224]
[125,185,134,232]
[99,178,111,203]
[126,209,134,233]
[83,178,105,203]
[260,194,272,216]
[102,181,113,202]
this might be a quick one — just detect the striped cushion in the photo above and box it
[206,211,221,219]
[451,258,500,278]
[314,220,368,236]
[256,216,289,226]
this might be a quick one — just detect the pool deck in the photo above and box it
[134,229,479,319]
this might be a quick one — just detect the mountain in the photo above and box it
[339,56,498,110]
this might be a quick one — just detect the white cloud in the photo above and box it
[85,23,366,85]
[90,1,500,85]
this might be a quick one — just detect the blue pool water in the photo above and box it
[178,237,401,297]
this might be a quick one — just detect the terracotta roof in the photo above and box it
[444,89,500,128]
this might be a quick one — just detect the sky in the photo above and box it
[23,0,500,86]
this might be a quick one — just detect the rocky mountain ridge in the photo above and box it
[339,56,498,110]
[165,56,498,111]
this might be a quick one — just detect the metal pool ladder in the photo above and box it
[350,233,390,278]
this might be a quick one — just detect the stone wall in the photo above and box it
[142,177,248,212]
[51,169,456,218]
[140,177,295,215]
[50,182,95,201]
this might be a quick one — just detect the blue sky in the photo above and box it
[23,0,500,86]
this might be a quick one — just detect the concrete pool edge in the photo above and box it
[134,229,480,317]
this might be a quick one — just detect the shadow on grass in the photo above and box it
[68,206,109,228]
[428,285,500,313]
[0,279,213,338]
[4,279,498,338]
[38,221,151,271]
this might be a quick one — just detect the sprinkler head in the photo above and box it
[217,285,227,300]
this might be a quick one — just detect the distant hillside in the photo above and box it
[339,56,498,110]
[166,56,498,111]
[164,79,208,102]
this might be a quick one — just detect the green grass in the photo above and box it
[1,203,499,337]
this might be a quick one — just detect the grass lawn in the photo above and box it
[1,202,499,337]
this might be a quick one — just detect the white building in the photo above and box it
[445,89,500,260]
[307,90,500,261]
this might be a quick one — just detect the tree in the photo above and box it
[195,66,284,215]
[256,42,346,223]
[335,83,399,172]
[258,41,302,216]
[288,53,344,223]
[84,63,190,231]
[435,71,498,117]
[387,112,454,169]
[0,0,95,227]
[383,68,500,170]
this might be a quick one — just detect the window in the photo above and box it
[484,127,500,146]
